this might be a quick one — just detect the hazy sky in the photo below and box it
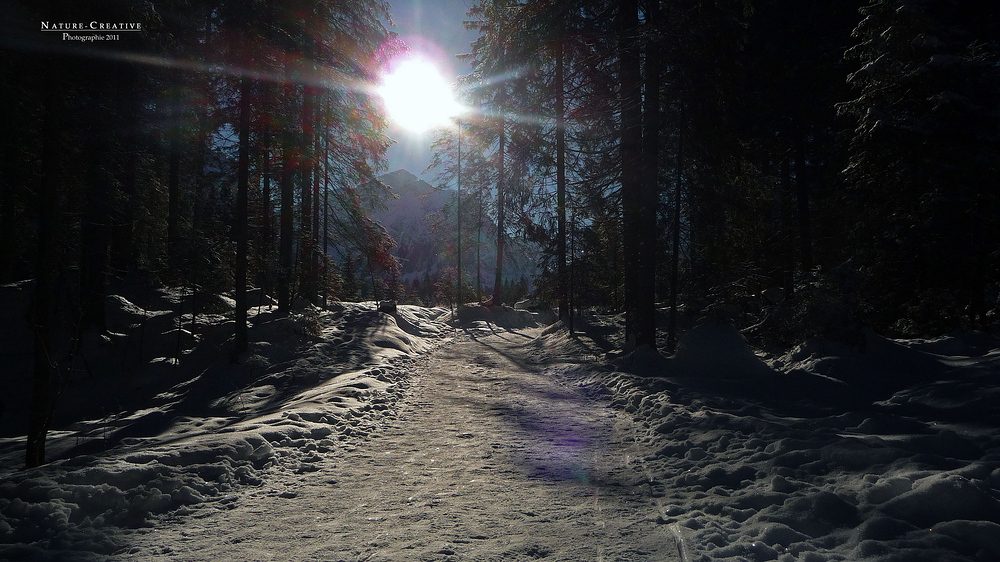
[382,0,478,181]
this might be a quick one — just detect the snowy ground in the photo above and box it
[108,319,680,561]
[1,291,999,561]
[0,288,455,561]
[554,314,1000,562]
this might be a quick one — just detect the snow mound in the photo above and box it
[513,296,545,310]
[613,344,672,377]
[105,294,171,332]
[456,303,556,331]
[530,314,1000,562]
[902,332,1000,358]
[776,329,971,398]
[613,323,773,380]
[392,305,451,338]
[0,295,452,560]
[673,323,773,379]
[0,434,277,561]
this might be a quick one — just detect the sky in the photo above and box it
[382,0,478,181]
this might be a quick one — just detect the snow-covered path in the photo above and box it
[115,329,680,561]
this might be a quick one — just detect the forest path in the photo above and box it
[118,327,680,561]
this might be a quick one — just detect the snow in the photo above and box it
[551,317,1000,562]
[1,289,999,561]
[612,324,773,380]
[456,302,557,334]
[0,291,452,561]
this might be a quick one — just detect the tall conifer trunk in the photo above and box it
[477,189,483,300]
[322,95,331,308]
[493,108,506,305]
[556,36,568,321]
[80,70,113,333]
[300,78,315,304]
[667,108,683,352]
[639,0,661,350]
[112,66,140,273]
[457,121,463,305]
[278,83,296,315]
[259,85,273,294]
[27,75,60,468]
[312,102,321,302]
[619,0,644,351]
[234,73,251,356]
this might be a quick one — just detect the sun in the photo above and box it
[379,56,462,133]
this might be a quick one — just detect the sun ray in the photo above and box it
[2,35,378,96]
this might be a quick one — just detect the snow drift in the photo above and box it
[544,322,1000,562]
[455,303,557,333]
[0,292,452,561]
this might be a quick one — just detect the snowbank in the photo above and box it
[0,294,452,560]
[673,324,774,379]
[539,321,1000,562]
[776,330,955,398]
[455,303,557,332]
[612,323,774,382]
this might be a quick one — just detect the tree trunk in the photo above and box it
[311,90,321,303]
[278,86,296,315]
[457,120,463,305]
[477,187,483,300]
[569,209,575,335]
[556,36,568,321]
[619,0,645,351]
[0,164,14,282]
[111,66,140,274]
[639,0,661,350]
[27,76,60,469]
[667,108,683,352]
[322,94,331,308]
[234,75,251,357]
[300,79,315,304]
[80,72,113,333]
[492,109,506,305]
[0,64,18,283]
[259,91,273,294]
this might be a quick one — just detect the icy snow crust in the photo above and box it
[1,294,999,561]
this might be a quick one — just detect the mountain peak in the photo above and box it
[382,168,419,183]
[381,169,436,196]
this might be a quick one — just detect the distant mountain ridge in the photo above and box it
[375,170,448,282]
[375,169,539,295]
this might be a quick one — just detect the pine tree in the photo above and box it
[840,0,1000,332]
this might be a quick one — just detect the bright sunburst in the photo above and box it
[379,56,462,133]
